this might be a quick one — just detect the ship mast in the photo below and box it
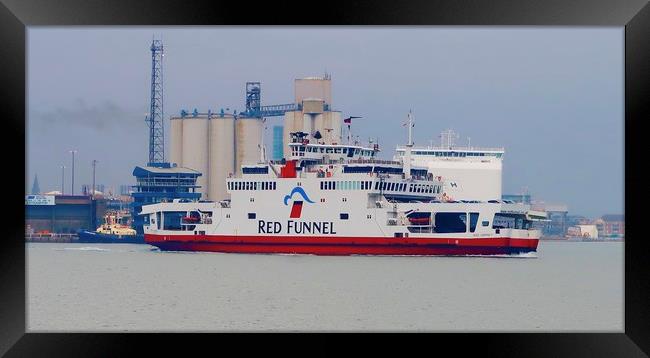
[259,118,267,163]
[403,110,414,179]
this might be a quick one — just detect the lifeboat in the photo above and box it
[182,216,201,223]
[406,211,431,225]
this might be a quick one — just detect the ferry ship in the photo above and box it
[142,113,543,256]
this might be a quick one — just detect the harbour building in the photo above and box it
[25,194,107,234]
[530,203,569,237]
[131,164,202,235]
[593,214,625,238]
[82,184,106,196]
[120,184,132,196]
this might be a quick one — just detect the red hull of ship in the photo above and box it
[145,234,538,256]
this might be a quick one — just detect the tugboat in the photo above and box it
[77,210,144,244]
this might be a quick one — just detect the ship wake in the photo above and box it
[57,246,110,252]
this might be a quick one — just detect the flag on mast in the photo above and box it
[343,116,361,124]
[344,116,361,144]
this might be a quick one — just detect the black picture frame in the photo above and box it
[3,0,648,356]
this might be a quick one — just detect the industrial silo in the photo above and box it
[303,99,341,145]
[295,77,332,106]
[304,98,324,144]
[312,113,324,143]
[208,114,235,201]
[283,111,303,159]
[182,116,209,199]
[302,98,324,114]
[327,111,342,145]
[314,111,342,145]
[235,117,263,174]
[169,117,184,167]
[302,113,315,140]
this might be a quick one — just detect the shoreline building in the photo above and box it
[567,224,599,239]
[82,184,106,196]
[530,202,569,237]
[25,194,106,234]
[594,214,625,238]
[131,164,202,235]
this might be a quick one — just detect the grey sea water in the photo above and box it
[26,241,623,332]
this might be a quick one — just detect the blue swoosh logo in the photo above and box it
[283,187,316,206]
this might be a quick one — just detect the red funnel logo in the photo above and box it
[290,201,304,218]
[284,187,315,219]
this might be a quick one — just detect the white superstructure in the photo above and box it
[395,129,504,201]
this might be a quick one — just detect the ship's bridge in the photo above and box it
[395,146,504,160]
[288,142,379,162]
[394,129,504,162]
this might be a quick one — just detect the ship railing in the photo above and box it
[308,159,353,165]
[396,145,505,152]
[348,159,401,165]
[134,181,199,188]
[287,158,400,167]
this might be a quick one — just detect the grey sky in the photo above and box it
[26,27,624,217]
